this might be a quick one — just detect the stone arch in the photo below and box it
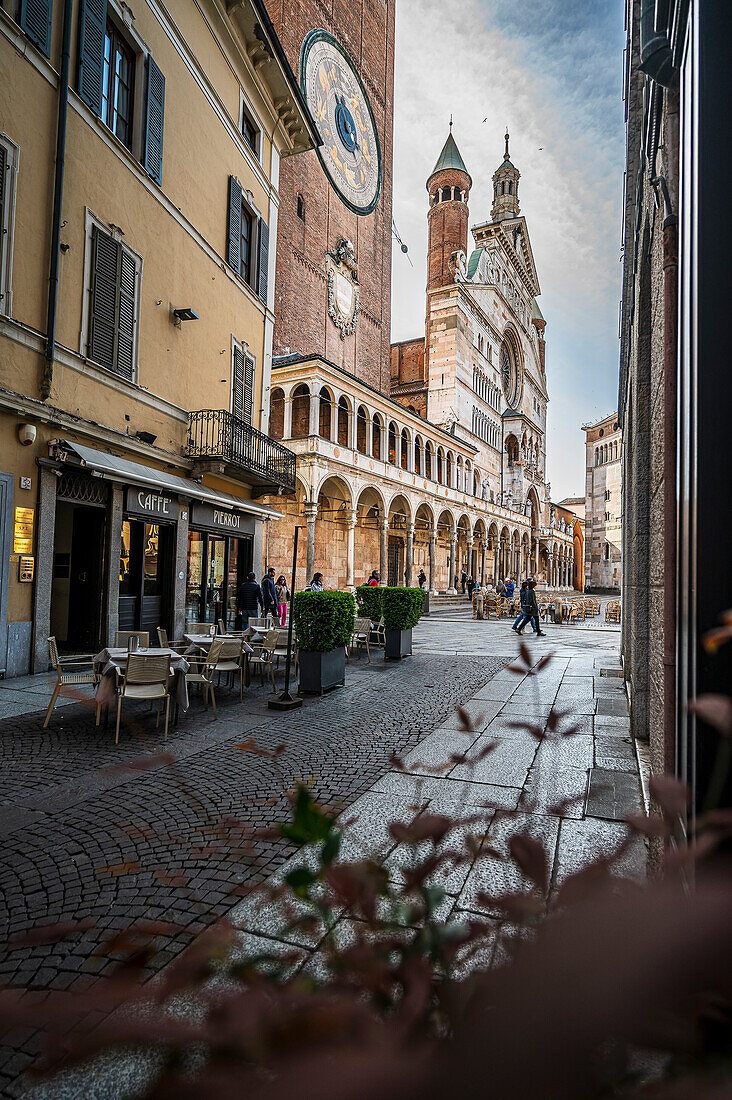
[456,455,463,491]
[356,484,386,521]
[424,440,433,480]
[291,384,310,439]
[505,433,519,466]
[400,426,410,471]
[319,385,334,439]
[474,469,481,497]
[387,421,398,464]
[446,450,453,488]
[526,485,541,530]
[312,474,354,589]
[436,446,444,484]
[337,395,351,446]
[387,492,412,527]
[315,473,353,512]
[269,387,285,439]
[372,412,383,460]
[414,434,423,475]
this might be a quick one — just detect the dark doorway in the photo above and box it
[387,537,403,587]
[119,519,173,635]
[67,507,106,650]
[186,532,253,629]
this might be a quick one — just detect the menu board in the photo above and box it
[13,507,34,554]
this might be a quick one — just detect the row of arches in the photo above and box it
[430,186,467,205]
[473,407,500,449]
[595,440,620,465]
[473,366,500,410]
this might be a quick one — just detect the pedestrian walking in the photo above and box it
[461,569,467,594]
[418,569,427,589]
[467,575,475,599]
[516,580,545,636]
[275,574,290,627]
[237,571,264,627]
[262,567,278,619]
[512,581,530,631]
[505,577,515,598]
[309,573,324,592]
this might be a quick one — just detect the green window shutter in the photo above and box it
[226,176,242,275]
[232,344,245,419]
[77,0,106,115]
[88,227,120,371]
[257,217,268,303]
[117,249,137,379]
[243,352,255,425]
[143,56,165,185]
[18,0,52,57]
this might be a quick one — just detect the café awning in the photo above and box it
[53,440,282,520]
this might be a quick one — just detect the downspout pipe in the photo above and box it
[639,0,674,86]
[42,0,73,401]
[654,172,678,778]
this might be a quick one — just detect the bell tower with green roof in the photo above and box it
[491,130,521,223]
[426,123,472,291]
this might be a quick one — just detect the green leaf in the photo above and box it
[320,829,342,866]
[423,885,446,913]
[285,866,317,893]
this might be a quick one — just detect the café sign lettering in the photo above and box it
[191,502,255,534]
[125,488,179,521]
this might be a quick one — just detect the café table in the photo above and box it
[183,634,254,689]
[93,646,191,717]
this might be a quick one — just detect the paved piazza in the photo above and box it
[0,609,641,1098]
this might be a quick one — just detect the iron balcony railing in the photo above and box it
[187,409,296,493]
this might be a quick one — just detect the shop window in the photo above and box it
[0,135,19,316]
[85,219,141,381]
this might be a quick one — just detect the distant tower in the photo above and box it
[426,124,472,291]
[491,129,520,223]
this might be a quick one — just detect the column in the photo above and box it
[105,484,124,646]
[429,529,436,593]
[304,502,318,583]
[405,523,414,586]
[448,535,457,593]
[308,392,319,437]
[283,396,293,439]
[32,464,57,673]
[379,519,388,585]
[173,502,189,639]
[480,540,486,584]
[346,508,356,589]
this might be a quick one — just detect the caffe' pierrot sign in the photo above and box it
[125,487,179,521]
[190,502,255,535]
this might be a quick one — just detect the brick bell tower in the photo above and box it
[426,124,472,291]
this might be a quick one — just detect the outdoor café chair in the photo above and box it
[114,630,149,649]
[156,627,187,653]
[114,653,171,745]
[248,629,279,691]
[187,622,215,636]
[185,638,224,718]
[44,636,99,728]
[349,617,372,663]
[213,638,246,700]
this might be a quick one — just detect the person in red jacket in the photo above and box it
[367,570,380,586]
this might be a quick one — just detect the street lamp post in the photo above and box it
[268,525,303,711]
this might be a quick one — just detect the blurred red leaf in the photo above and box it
[104,752,175,775]
[688,694,732,737]
[456,706,478,731]
[519,642,532,667]
[8,918,95,948]
[389,814,452,845]
[535,655,553,671]
[625,812,670,837]
[650,774,689,818]
[508,833,549,892]
[388,752,406,771]
[472,740,499,762]
[95,861,140,876]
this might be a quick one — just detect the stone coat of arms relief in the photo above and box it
[326,238,360,338]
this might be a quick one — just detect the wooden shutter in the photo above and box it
[243,353,255,425]
[257,218,269,303]
[78,0,106,115]
[143,56,165,185]
[226,176,243,275]
[0,144,5,237]
[117,250,137,379]
[232,344,245,419]
[18,0,52,57]
[89,227,120,371]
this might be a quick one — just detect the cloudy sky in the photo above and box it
[390,0,626,501]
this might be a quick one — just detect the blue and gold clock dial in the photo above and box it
[301,30,382,216]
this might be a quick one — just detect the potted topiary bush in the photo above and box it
[293,590,355,694]
[382,587,424,660]
[355,585,384,644]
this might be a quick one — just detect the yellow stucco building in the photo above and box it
[0,0,317,674]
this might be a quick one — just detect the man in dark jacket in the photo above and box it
[262,567,278,617]
[517,580,545,636]
[237,572,264,626]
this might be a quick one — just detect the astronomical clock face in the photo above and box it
[301,30,382,216]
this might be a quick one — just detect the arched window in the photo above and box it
[337,397,349,446]
[425,441,432,480]
[356,405,368,454]
[436,447,443,484]
[414,437,422,475]
[400,429,409,470]
[388,422,398,464]
[296,194,305,221]
[446,452,453,487]
[318,388,332,439]
[372,414,382,460]
[291,385,310,439]
[269,388,285,439]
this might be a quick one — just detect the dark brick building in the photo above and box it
[263,0,395,393]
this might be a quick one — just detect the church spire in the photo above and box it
[491,128,520,223]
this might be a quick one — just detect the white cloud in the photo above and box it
[390,0,625,499]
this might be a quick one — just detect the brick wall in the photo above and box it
[264,0,395,395]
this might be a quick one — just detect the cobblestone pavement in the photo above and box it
[0,645,506,1097]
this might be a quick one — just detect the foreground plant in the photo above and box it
[2,646,732,1099]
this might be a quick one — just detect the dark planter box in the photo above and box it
[384,628,412,660]
[299,647,346,694]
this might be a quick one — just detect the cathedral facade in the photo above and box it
[258,3,574,590]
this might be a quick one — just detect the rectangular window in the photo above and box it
[240,204,252,286]
[241,103,259,154]
[86,222,140,379]
[0,135,19,316]
[102,19,135,149]
[226,176,268,301]
[18,0,53,57]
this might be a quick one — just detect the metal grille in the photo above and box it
[187,409,296,493]
[57,472,108,507]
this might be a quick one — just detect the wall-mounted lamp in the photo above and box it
[173,307,199,327]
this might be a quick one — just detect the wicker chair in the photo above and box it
[114,653,171,744]
[249,629,279,690]
[44,637,99,728]
[186,622,215,636]
[184,637,224,717]
[349,617,372,663]
[213,638,246,700]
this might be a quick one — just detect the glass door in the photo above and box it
[186,530,205,626]
[206,536,226,625]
